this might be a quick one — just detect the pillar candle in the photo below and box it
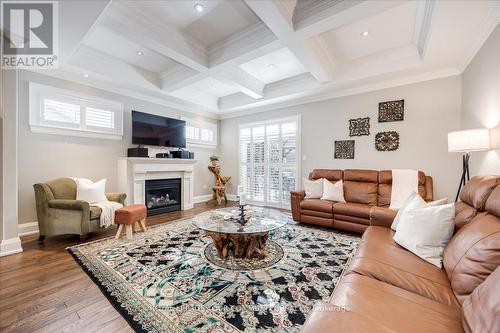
[239,193,248,205]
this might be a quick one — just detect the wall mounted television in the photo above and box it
[132,111,186,148]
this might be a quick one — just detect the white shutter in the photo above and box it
[85,107,115,129]
[267,124,280,203]
[252,127,265,202]
[282,122,297,164]
[201,128,213,142]
[30,83,123,140]
[238,117,299,207]
[183,118,217,147]
[42,98,80,125]
[282,167,296,204]
[186,125,199,140]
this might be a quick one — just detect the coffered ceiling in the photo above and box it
[40,0,500,119]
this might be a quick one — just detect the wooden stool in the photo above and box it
[114,204,147,240]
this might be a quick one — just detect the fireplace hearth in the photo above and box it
[145,178,181,216]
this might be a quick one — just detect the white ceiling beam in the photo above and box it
[161,22,280,98]
[214,68,265,99]
[59,0,110,63]
[65,46,220,112]
[294,1,403,39]
[68,45,161,90]
[101,7,270,99]
[208,22,281,67]
[101,8,208,72]
[245,0,335,83]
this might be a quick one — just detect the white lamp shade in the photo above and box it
[448,128,490,152]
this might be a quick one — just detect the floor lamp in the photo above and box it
[448,129,490,202]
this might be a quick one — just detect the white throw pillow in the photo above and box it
[391,191,425,231]
[321,179,346,202]
[76,178,107,203]
[391,192,449,231]
[393,203,455,268]
[304,178,323,199]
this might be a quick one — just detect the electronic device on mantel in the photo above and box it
[127,110,194,159]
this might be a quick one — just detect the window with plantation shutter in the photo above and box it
[29,82,123,140]
[182,117,218,147]
[42,99,81,125]
[85,107,115,129]
[239,116,300,208]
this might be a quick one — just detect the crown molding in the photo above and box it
[458,9,500,72]
[218,67,461,119]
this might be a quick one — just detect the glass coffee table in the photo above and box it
[193,206,288,259]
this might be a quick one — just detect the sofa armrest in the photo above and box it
[48,199,90,211]
[369,206,397,228]
[106,192,127,205]
[290,190,305,221]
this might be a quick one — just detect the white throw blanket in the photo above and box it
[390,169,419,210]
[72,178,123,228]
[91,201,123,228]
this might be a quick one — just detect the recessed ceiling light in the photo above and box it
[136,50,144,56]
[268,64,275,69]
[82,73,89,78]
[194,3,204,12]
[362,31,369,37]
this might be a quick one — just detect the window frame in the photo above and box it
[238,115,301,209]
[29,82,124,140]
[181,116,218,148]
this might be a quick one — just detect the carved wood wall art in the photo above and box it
[349,117,370,136]
[378,100,404,122]
[375,131,400,151]
[334,140,355,159]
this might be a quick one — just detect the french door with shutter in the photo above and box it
[239,116,300,208]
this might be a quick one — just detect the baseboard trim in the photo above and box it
[194,194,239,204]
[0,237,23,256]
[18,221,39,237]
[193,194,212,204]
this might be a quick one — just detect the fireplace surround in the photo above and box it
[117,157,197,211]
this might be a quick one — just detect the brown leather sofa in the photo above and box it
[291,169,434,233]
[301,175,500,333]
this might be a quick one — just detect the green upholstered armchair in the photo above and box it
[33,178,126,241]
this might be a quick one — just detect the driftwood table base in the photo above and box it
[206,231,269,259]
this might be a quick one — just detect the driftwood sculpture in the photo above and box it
[206,231,268,259]
[208,162,231,205]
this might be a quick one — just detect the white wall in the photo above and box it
[221,76,463,201]
[17,71,219,224]
[462,24,500,175]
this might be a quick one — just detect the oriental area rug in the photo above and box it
[67,214,360,333]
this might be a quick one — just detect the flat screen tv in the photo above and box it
[132,111,186,148]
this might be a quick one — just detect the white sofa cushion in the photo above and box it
[321,179,346,202]
[304,178,323,199]
[393,203,455,268]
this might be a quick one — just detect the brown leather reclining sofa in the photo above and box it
[291,169,433,233]
[300,175,500,333]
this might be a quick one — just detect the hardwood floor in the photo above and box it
[0,201,236,333]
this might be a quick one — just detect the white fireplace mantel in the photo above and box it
[117,157,197,210]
